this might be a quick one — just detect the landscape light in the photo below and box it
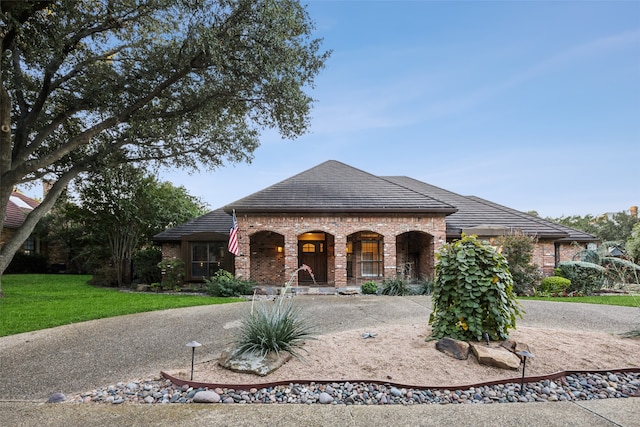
[186,341,202,381]
[516,350,534,395]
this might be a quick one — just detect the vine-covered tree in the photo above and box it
[0,0,330,293]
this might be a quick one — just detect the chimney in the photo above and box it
[631,206,638,218]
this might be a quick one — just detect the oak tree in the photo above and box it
[0,0,329,291]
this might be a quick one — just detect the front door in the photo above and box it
[298,240,327,284]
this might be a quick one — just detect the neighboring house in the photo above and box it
[1,191,42,255]
[153,160,598,286]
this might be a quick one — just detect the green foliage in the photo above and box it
[600,257,640,285]
[626,223,640,264]
[429,235,522,341]
[158,258,185,291]
[556,261,606,295]
[416,277,435,295]
[234,265,316,358]
[5,252,49,274]
[379,276,411,296]
[496,231,541,295]
[537,276,571,296]
[133,247,163,285]
[551,212,639,245]
[360,281,378,295]
[205,270,255,297]
[88,265,119,288]
[71,164,206,287]
[234,299,316,358]
[0,274,242,337]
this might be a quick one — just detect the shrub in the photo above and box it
[88,265,119,287]
[556,261,605,295]
[416,277,434,295]
[600,257,640,285]
[133,247,162,284]
[497,231,541,295]
[429,235,522,341]
[379,276,410,296]
[234,265,316,358]
[6,252,49,274]
[361,281,378,295]
[157,258,185,290]
[537,276,571,296]
[205,269,255,297]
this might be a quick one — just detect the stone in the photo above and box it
[192,390,221,403]
[435,337,470,360]
[47,393,66,403]
[218,348,292,376]
[470,342,521,370]
[318,392,333,404]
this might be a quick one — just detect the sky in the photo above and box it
[32,1,640,218]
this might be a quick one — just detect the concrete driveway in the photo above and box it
[0,296,638,426]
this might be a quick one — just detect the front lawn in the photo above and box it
[0,274,244,337]
[520,294,640,307]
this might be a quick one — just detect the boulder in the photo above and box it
[500,340,532,361]
[218,348,292,376]
[470,342,521,370]
[435,337,470,360]
[193,390,221,403]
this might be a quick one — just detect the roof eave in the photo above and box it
[225,207,459,215]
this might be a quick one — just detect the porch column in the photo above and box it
[284,233,299,286]
[384,236,398,278]
[334,234,347,287]
[233,227,250,281]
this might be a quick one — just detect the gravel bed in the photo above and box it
[61,371,639,405]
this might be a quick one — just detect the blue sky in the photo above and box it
[159,1,638,218]
[17,1,632,218]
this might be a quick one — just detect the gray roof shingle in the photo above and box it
[153,161,597,243]
[383,176,596,241]
[153,209,232,242]
[223,160,458,214]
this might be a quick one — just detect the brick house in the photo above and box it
[1,191,42,255]
[153,161,597,287]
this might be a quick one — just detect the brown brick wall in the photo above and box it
[234,213,448,287]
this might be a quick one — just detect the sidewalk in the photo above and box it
[0,398,638,426]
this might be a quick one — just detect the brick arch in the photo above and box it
[396,231,435,281]
[346,230,385,284]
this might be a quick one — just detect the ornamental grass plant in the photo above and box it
[234,265,317,358]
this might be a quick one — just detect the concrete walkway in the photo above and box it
[1,296,638,426]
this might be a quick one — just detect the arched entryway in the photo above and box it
[297,231,333,284]
[396,231,434,282]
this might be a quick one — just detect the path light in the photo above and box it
[482,332,490,346]
[186,341,202,381]
[516,350,534,395]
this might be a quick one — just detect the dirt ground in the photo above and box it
[167,324,640,387]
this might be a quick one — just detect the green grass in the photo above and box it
[520,294,640,307]
[0,274,244,337]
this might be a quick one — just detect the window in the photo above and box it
[361,240,382,277]
[23,236,35,254]
[191,242,225,278]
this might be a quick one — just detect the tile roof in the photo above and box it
[153,209,232,242]
[4,192,39,229]
[383,176,596,241]
[153,161,597,243]
[224,160,458,214]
